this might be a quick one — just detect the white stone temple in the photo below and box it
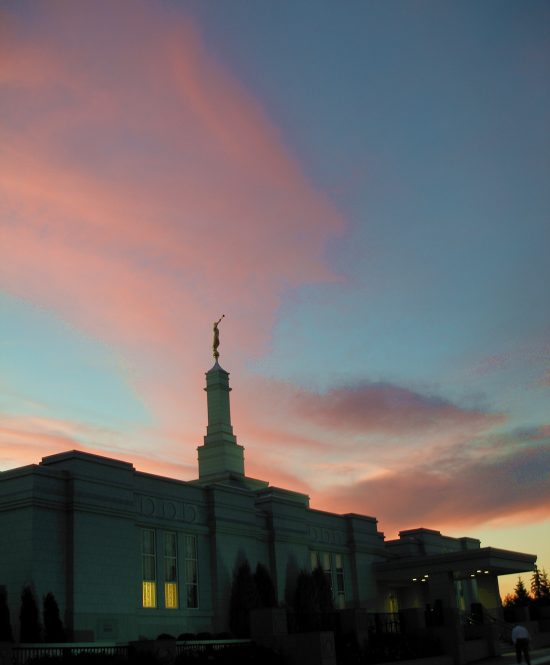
[0,348,536,645]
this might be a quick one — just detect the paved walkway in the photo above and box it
[479,646,550,665]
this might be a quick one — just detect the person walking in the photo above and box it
[511,623,531,665]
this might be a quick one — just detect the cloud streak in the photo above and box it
[317,426,550,535]
[0,412,196,479]
[291,381,503,436]
[0,1,343,445]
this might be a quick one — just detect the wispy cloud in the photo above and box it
[316,426,550,535]
[0,412,196,479]
[291,381,503,436]
[0,1,343,441]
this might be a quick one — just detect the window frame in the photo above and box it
[141,528,157,608]
[164,531,179,609]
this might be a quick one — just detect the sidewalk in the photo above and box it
[479,646,550,665]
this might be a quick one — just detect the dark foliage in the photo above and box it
[292,567,334,631]
[228,559,259,638]
[312,566,334,613]
[513,577,531,607]
[531,567,550,604]
[20,586,41,643]
[0,588,13,642]
[43,592,66,642]
[254,562,277,608]
[293,570,317,630]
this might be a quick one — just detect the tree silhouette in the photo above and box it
[0,588,13,642]
[502,593,515,608]
[43,592,65,642]
[312,566,334,613]
[293,570,318,631]
[229,559,259,638]
[293,567,334,631]
[19,586,41,643]
[254,563,277,608]
[512,577,531,607]
[531,567,550,607]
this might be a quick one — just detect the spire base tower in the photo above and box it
[197,362,245,481]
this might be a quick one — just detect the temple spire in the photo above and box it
[197,318,245,481]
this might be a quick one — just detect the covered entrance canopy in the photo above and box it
[374,546,536,585]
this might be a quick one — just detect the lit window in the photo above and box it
[142,529,157,608]
[165,582,178,609]
[165,532,178,609]
[143,581,156,608]
[185,534,199,609]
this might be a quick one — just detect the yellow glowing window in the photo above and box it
[142,581,156,608]
[165,582,178,609]
[142,529,157,608]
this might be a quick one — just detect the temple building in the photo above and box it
[0,342,537,645]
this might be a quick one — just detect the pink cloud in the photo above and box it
[0,1,342,325]
[291,381,504,436]
[467,341,550,381]
[0,1,344,452]
[0,413,196,479]
[316,426,550,535]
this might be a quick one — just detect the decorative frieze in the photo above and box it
[309,526,344,545]
[136,495,197,523]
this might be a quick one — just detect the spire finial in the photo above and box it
[212,314,225,360]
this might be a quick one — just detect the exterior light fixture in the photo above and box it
[470,574,475,578]
[476,570,482,573]
[424,574,429,578]
[484,570,489,574]
[412,578,417,581]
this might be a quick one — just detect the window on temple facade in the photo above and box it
[164,531,178,609]
[335,553,345,609]
[185,534,199,608]
[142,528,157,608]
[310,549,346,608]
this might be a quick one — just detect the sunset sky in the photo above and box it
[1,1,549,598]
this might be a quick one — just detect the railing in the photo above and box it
[10,639,252,664]
[176,638,252,657]
[459,607,512,643]
[366,612,402,635]
[12,643,128,664]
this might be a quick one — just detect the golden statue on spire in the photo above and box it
[213,314,225,360]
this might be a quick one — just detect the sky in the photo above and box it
[1,0,549,600]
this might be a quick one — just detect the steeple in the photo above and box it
[197,318,245,481]
[203,362,236,445]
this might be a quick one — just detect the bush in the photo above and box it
[229,560,259,638]
[20,586,41,643]
[254,563,277,608]
[43,592,65,642]
[312,566,334,613]
[0,587,13,642]
[292,567,334,632]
